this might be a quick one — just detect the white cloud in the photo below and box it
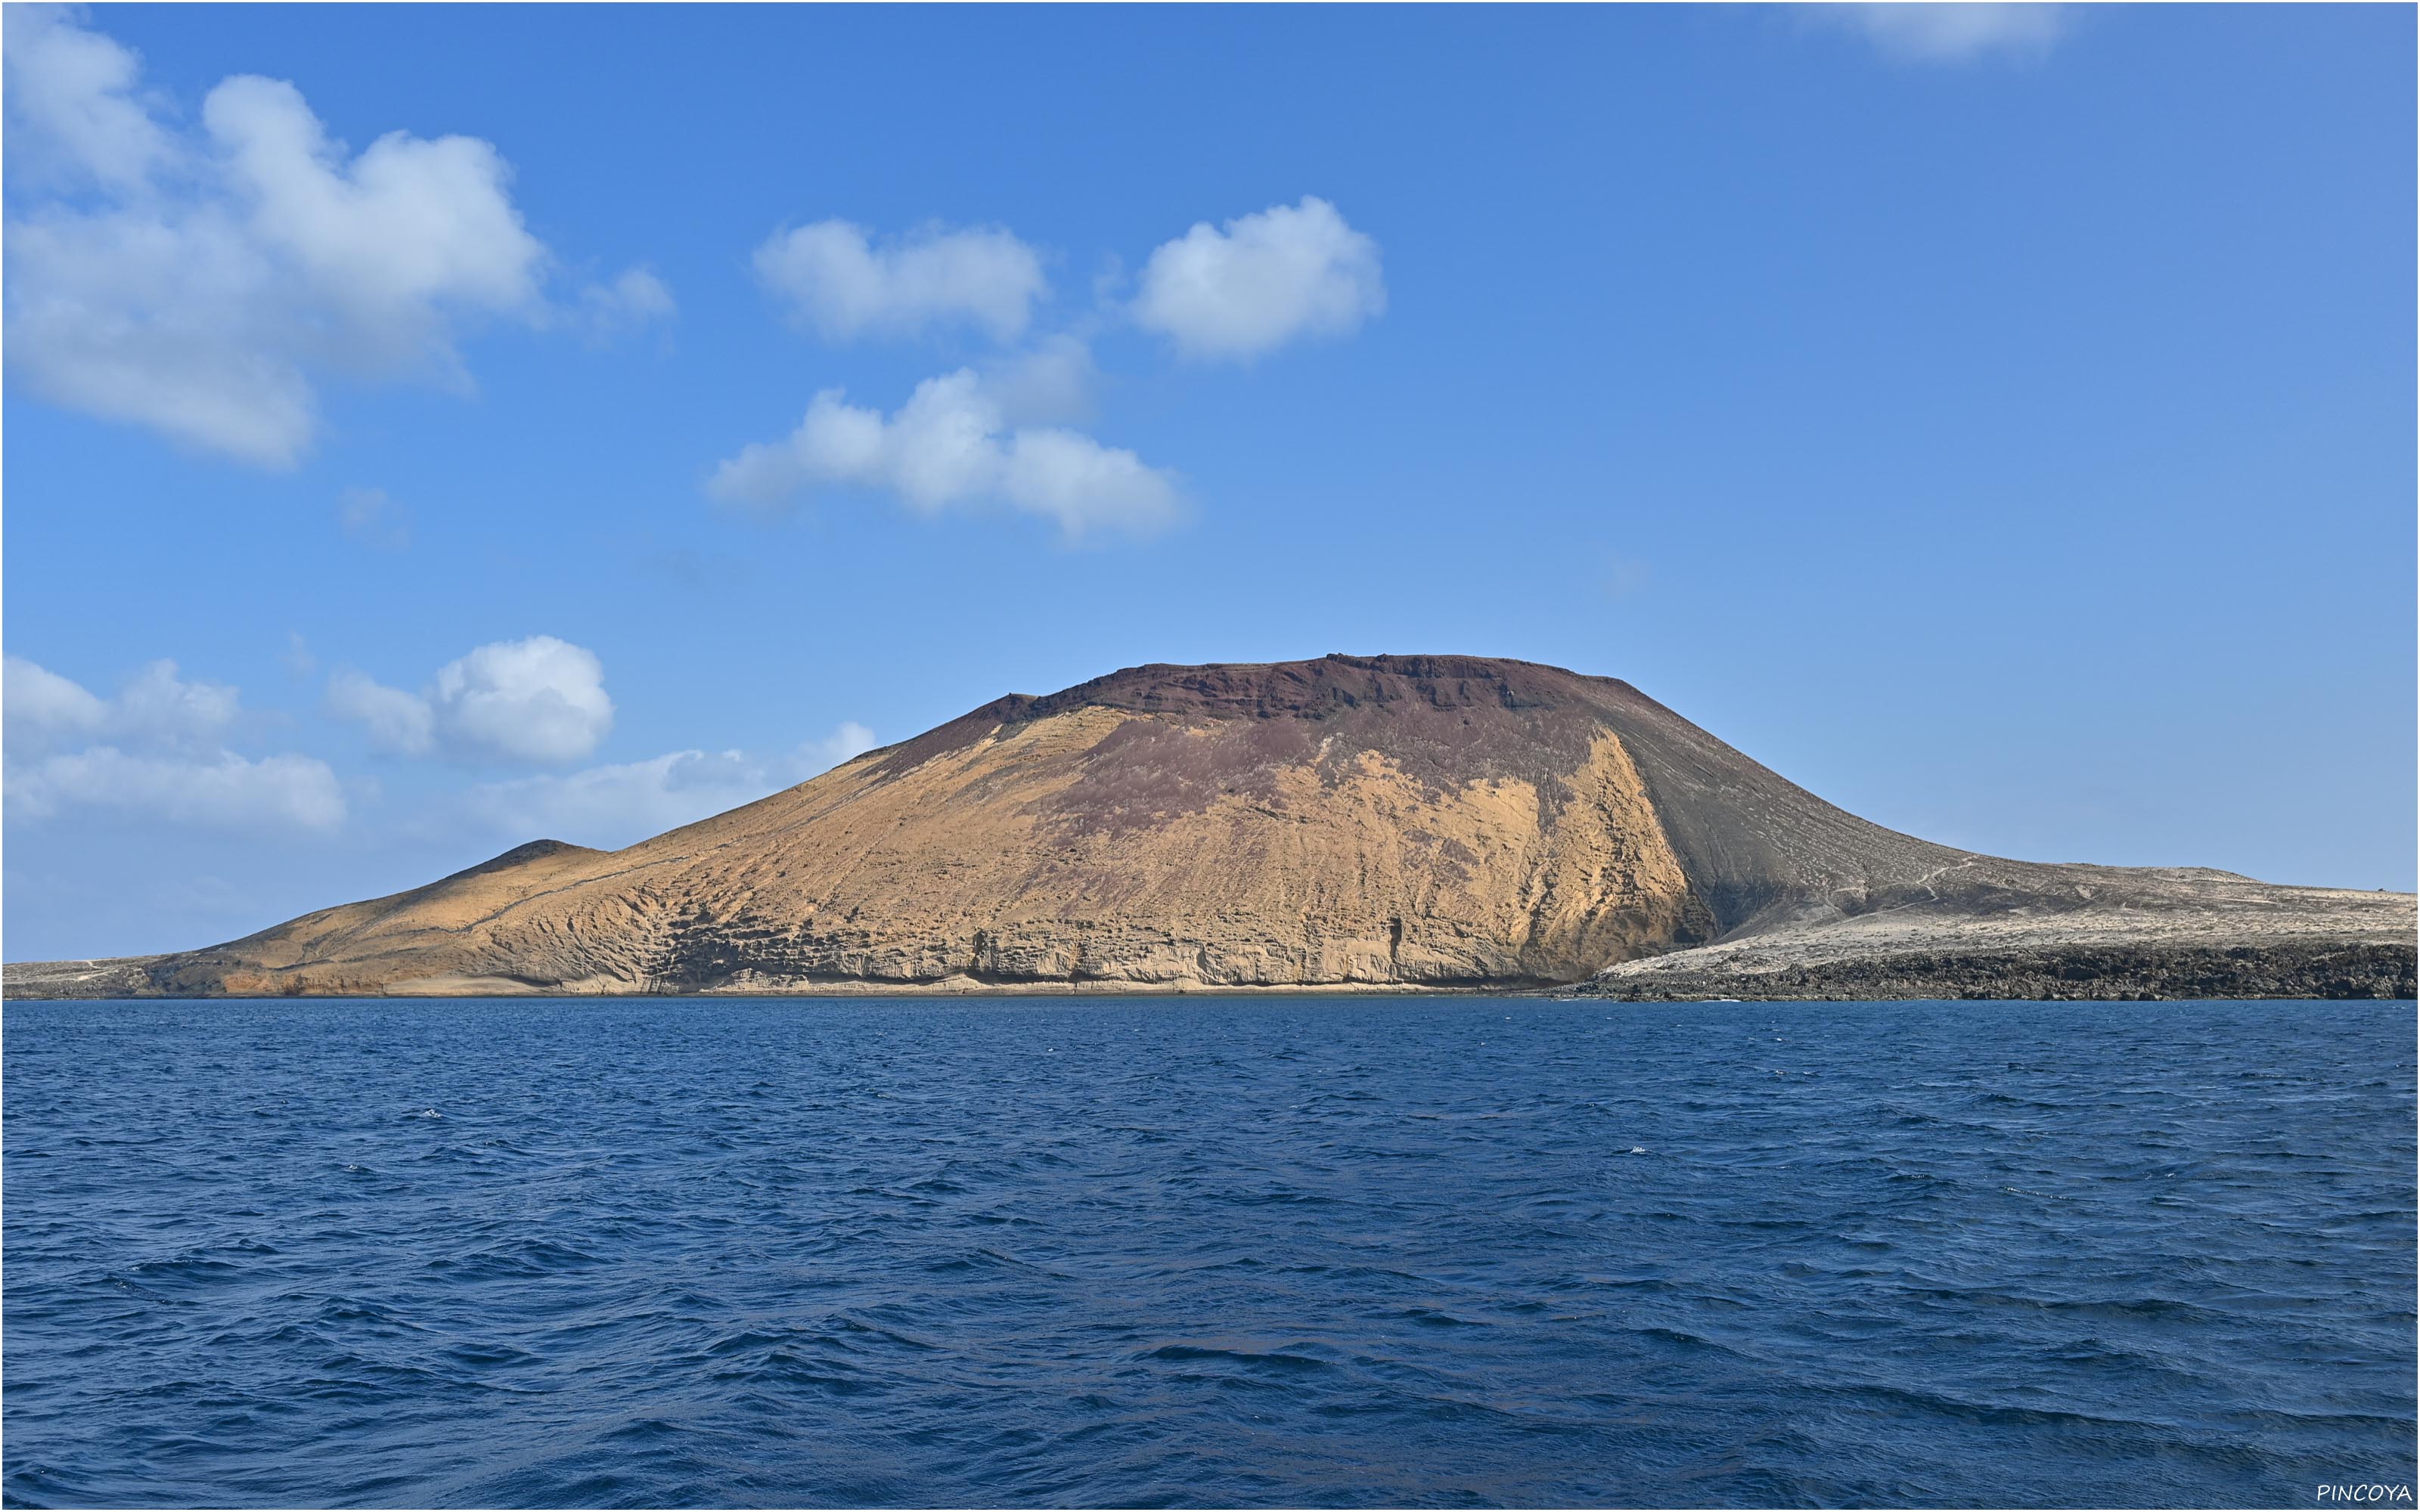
[2,655,343,832]
[1811,3,2068,63]
[111,659,243,748]
[436,638,613,763]
[464,723,879,849]
[3,655,112,748]
[709,368,1178,539]
[0,5,172,191]
[204,76,545,357]
[325,635,614,765]
[0,8,583,465]
[577,264,676,342]
[325,668,436,755]
[754,220,1046,342]
[466,749,774,849]
[7,748,346,832]
[1132,197,1385,361]
[5,209,323,465]
[5,655,237,754]
[982,333,1097,427]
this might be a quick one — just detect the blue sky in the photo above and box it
[5,2,2412,961]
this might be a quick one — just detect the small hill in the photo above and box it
[8,655,2412,999]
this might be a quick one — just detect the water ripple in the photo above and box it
[3,996,2412,1507]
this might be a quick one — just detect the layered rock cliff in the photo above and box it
[8,655,2412,998]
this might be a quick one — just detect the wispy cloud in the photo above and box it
[575,265,677,343]
[5,655,239,754]
[337,486,411,550]
[463,723,878,849]
[755,220,1047,343]
[2,655,344,832]
[6,747,348,832]
[1807,3,2068,64]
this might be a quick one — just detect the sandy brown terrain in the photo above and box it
[6,655,2411,1000]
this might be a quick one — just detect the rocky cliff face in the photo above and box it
[14,654,2413,997]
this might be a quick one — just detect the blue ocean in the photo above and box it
[3,996,2412,1507]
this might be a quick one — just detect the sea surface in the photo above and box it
[3,996,2412,1508]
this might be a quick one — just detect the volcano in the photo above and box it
[10,655,2411,1000]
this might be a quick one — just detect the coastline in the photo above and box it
[8,941,2413,1003]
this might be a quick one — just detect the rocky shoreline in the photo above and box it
[8,941,2413,1002]
[1557,940,2415,1002]
[5,957,169,1000]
